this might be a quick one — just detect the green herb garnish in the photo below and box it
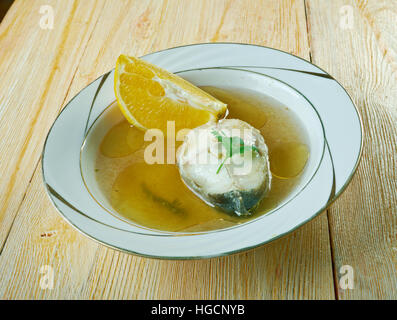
[211,130,259,174]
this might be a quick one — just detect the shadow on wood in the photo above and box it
[0,0,13,23]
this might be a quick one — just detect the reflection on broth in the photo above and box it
[95,86,309,232]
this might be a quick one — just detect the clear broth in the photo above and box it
[95,86,309,232]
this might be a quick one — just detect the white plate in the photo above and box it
[42,43,363,259]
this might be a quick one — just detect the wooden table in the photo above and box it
[0,0,395,300]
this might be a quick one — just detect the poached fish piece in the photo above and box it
[177,119,271,216]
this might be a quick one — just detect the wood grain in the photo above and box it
[306,0,397,299]
[0,0,106,250]
[0,0,395,299]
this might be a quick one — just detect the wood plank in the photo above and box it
[80,221,333,299]
[306,0,397,299]
[0,0,335,299]
[0,0,106,250]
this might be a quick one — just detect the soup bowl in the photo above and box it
[42,43,362,259]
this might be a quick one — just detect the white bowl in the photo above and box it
[42,43,362,259]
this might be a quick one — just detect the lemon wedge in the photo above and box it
[114,55,227,133]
